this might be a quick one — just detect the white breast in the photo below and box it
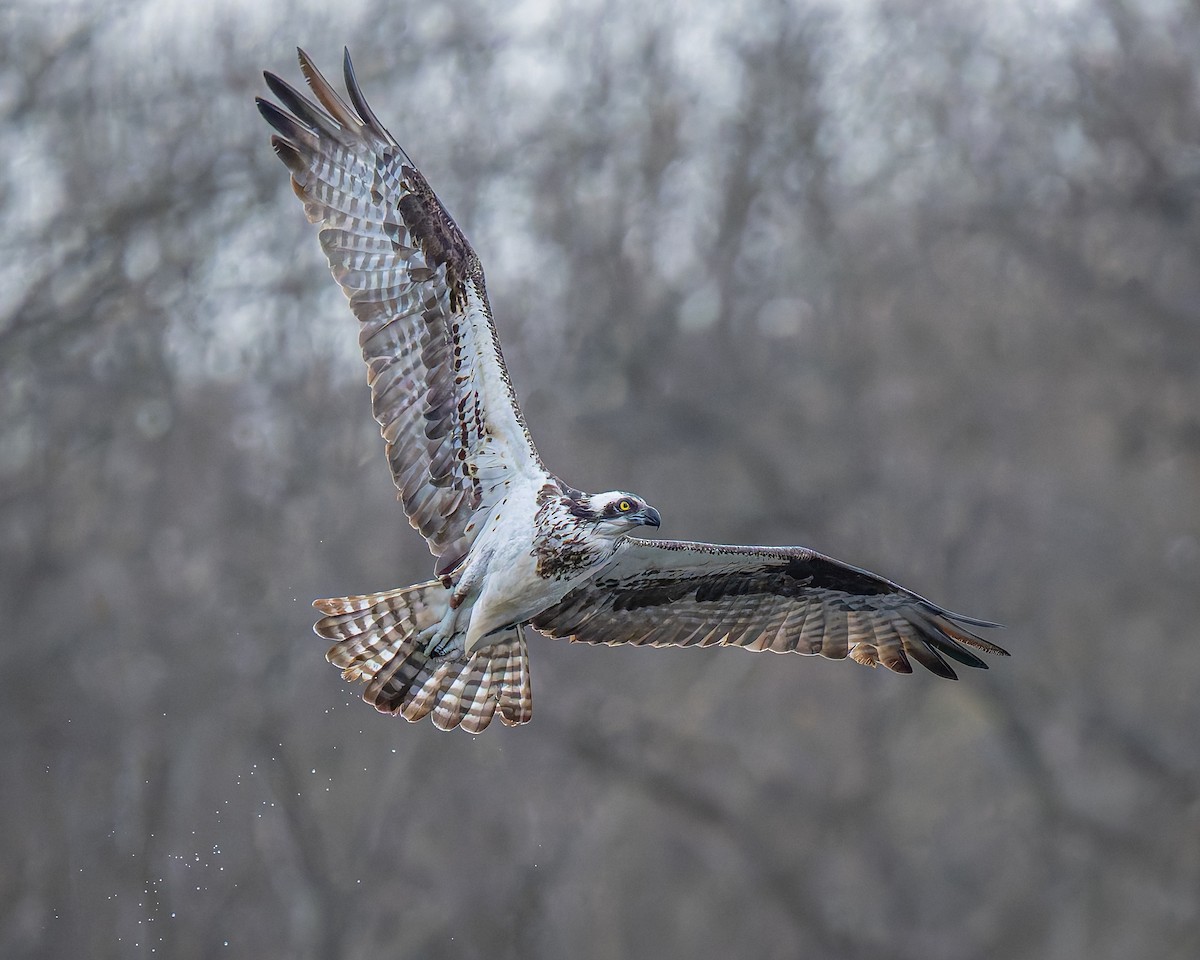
[461,479,607,652]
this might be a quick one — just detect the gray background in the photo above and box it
[3,0,1197,957]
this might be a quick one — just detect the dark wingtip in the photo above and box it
[896,606,1007,677]
[262,70,295,104]
[945,611,1006,631]
[256,97,296,137]
[341,46,397,148]
[932,639,990,670]
[905,641,960,680]
[268,135,305,174]
[341,49,359,101]
[264,69,348,140]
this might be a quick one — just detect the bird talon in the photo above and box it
[422,633,454,658]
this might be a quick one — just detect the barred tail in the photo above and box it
[313,581,533,732]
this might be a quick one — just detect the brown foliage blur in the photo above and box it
[2,0,1198,957]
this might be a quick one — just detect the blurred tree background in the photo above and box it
[2,0,1198,956]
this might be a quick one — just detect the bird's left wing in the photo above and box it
[531,539,1006,679]
[257,50,546,573]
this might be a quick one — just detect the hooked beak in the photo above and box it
[639,506,662,529]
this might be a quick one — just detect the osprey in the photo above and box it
[258,49,1007,733]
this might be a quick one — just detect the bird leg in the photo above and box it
[420,605,467,659]
[422,547,491,657]
[448,547,490,608]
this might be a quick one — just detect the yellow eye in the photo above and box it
[618,499,632,512]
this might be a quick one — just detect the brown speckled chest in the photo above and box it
[530,484,610,580]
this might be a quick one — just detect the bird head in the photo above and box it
[574,491,662,535]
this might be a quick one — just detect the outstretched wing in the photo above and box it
[257,49,546,572]
[531,539,1006,679]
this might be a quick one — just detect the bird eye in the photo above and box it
[618,499,632,512]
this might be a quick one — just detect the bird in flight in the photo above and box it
[257,49,1006,733]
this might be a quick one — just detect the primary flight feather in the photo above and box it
[257,49,1006,733]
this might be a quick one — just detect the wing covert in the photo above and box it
[531,539,1006,679]
[258,49,546,571]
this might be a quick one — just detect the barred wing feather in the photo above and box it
[532,540,1006,679]
[257,49,545,572]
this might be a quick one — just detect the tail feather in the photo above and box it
[496,633,533,726]
[316,582,442,682]
[313,581,533,732]
[431,659,476,731]
[461,657,499,734]
[365,638,436,717]
[401,658,456,723]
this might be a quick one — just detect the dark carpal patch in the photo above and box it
[611,577,699,611]
[783,556,894,596]
[613,556,893,612]
[394,166,483,311]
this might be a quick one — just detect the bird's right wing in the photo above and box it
[531,538,1006,679]
[258,49,547,573]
